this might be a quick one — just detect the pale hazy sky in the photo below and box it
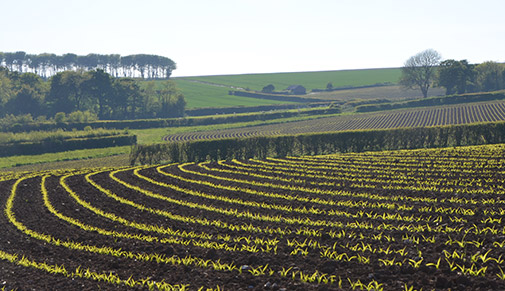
[1,0,504,77]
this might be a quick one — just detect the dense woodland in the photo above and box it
[0,67,185,122]
[0,52,176,79]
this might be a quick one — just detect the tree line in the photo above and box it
[0,67,185,122]
[0,51,176,79]
[400,49,505,97]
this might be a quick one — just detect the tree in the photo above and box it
[3,52,15,71]
[13,51,26,72]
[475,61,505,92]
[0,68,13,115]
[47,71,89,114]
[437,59,475,95]
[4,73,46,116]
[399,49,441,98]
[111,78,142,119]
[157,81,185,118]
[262,84,275,93]
[5,85,42,116]
[80,69,113,119]
[62,53,78,71]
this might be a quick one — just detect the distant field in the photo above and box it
[178,68,401,92]
[172,68,404,109]
[173,79,294,108]
[309,85,445,102]
[164,101,505,142]
[0,146,130,170]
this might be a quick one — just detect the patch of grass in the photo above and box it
[0,128,125,144]
[0,146,131,170]
[173,79,296,108]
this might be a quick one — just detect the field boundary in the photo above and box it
[229,90,327,103]
[130,121,505,165]
[0,134,136,157]
[356,90,505,112]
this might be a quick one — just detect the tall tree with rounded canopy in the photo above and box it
[438,59,475,95]
[475,61,505,92]
[400,49,441,98]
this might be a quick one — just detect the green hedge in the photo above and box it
[355,91,505,112]
[130,121,505,165]
[2,106,340,133]
[0,134,136,157]
[229,90,326,102]
[185,103,337,116]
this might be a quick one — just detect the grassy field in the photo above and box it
[173,79,294,108]
[178,68,401,92]
[0,146,131,170]
[146,68,405,109]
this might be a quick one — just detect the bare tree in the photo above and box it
[400,49,441,97]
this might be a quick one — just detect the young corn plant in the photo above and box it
[425,257,441,269]
[408,258,423,268]
[347,278,365,290]
[403,283,423,291]
[497,266,505,280]
[248,264,270,276]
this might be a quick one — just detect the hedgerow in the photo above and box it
[130,121,505,165]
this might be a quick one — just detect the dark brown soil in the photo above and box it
[1,146,505,290]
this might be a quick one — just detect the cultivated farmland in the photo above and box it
[1,144,505,290]
[164,101,505,142]
[179,68,401,92]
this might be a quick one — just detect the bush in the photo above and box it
[67,110,98,123]
[0,134,136,157]
[54,112,66,123]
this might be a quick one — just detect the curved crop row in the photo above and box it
[164,101,505,142]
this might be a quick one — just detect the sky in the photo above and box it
[1,0,504,77]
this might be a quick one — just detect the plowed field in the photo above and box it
[164,101,505,142]
[1,144,505,290]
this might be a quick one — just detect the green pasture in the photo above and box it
[172,79,296,108]
[138,79,293,109]
[141,68,402,109]
[178,68,401,92]
[0,146,131,170]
